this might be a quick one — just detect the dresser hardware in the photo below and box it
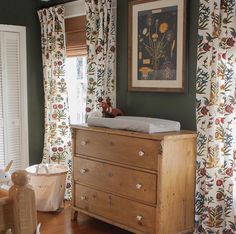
[108,195,112,207]
[80,196,87,200]
[81,140,87,146]
[80,168,87,174]
[138,150,145,157]
[159,142,163,154]
[136,215,143,221]
[159,147,163,154]
[136,183,142,189]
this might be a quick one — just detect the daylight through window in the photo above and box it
[65,56,87,125]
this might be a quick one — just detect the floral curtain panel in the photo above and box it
[195,0,236,233]
[38,5,72,200]
[85,0,116,113]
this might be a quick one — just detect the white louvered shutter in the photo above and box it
[0,26,28,172]
[0,35,5,169]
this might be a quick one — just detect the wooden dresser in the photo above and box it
[71,125,196,234]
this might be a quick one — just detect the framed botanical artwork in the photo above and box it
[128,0,186,92]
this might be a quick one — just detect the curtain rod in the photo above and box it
[40,0,77,8]
[41,0,117,10]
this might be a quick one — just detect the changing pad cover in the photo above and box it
[87,116,180,133]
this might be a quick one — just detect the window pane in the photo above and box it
[65,56,87,124]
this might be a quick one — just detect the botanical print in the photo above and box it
[38,5,72,200]
[138,6,177,80]
[195,0,236,233]
[85,0,116,114]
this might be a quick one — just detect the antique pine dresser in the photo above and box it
[71,125,196,234]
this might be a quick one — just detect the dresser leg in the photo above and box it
[77,212,92,223]
[71,209,78,221]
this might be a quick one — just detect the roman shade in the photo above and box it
[65,15,87,57]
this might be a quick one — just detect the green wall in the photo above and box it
[0,0,44,165]
[117,0,199,130]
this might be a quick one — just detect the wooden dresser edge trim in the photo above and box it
[71,125,196,140]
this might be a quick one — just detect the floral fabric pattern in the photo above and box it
[38,6,72,200]
[195,0,236,233]
[85,0,116,113]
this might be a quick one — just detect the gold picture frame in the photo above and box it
[128,0,186,92]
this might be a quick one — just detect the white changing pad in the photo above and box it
[87,116,180,133]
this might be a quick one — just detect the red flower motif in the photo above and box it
[51,156,56,161]
[226,168,233,177]
[207,147,211,153]
[203,43,211,51]
[216,179,223,186]
[53,104,57,109]
[225,105,233,114]
[215,119,220,125]
[52,147,57,152]
[58,61,62,66]
[226,37,235,47]
[220,118,224,124]
[222,53,226,59]
[95,45,102,54]
[86,107,91,112]
[52,113,57,119]
[201,106,209,115]
[58,104,63,109]
[58,147,64,152]
[110,46,115,52]
[216,193,223,200]
[200,168,206,176]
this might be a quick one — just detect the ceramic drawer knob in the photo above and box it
[80,196,87,200]
[81,140,87,146]
[136,215,143,221]
[136,183,142,189]
[138,150,145,157]
[159,145,163,154]
[80,169,87,174]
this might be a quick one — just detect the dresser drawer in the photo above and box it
[75,129,160,170]
[74,157,157,204]
[75,184,156,234]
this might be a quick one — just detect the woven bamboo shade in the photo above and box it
[65,15,87,57]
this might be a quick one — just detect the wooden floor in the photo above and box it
[37,203,132,234]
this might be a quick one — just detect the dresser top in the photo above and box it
[71,124,196,141]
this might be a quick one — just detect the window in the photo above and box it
[65,56,87,124]
[65,15,87,124]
